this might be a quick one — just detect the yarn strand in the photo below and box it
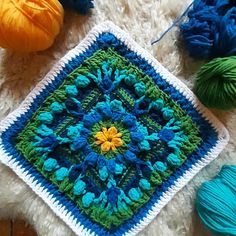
[151,2,193,45]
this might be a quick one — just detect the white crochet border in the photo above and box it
[0,21,229,236]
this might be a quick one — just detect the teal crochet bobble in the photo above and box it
[196,166,236,236]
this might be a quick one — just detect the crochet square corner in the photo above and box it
[0,22,229,236]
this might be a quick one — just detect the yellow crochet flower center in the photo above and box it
[95,127,123,152]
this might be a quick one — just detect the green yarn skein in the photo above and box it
[195,56,236,110]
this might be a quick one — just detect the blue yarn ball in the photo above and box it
[59,0,94,15]
[180,0,236,59]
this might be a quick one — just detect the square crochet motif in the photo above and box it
[0,22,229,236]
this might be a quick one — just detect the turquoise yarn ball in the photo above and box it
[196,165,236,236]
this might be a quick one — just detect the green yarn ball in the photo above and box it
[195,56,236,110]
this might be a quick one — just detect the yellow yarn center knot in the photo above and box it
[95,127,123,152]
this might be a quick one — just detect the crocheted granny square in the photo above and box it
[0,22,229,236]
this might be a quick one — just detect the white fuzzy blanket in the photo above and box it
[0,1,235,235]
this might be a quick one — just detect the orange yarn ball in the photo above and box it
[0,0,64,52]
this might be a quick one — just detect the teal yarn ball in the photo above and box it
[196,165,236,236]
[195,56,236,110]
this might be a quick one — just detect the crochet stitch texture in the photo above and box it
[0,22,229,236]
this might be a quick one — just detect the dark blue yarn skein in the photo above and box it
[180,0,236,59]
[59,0,94,15]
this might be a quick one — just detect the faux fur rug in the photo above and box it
[0,1,235,235]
